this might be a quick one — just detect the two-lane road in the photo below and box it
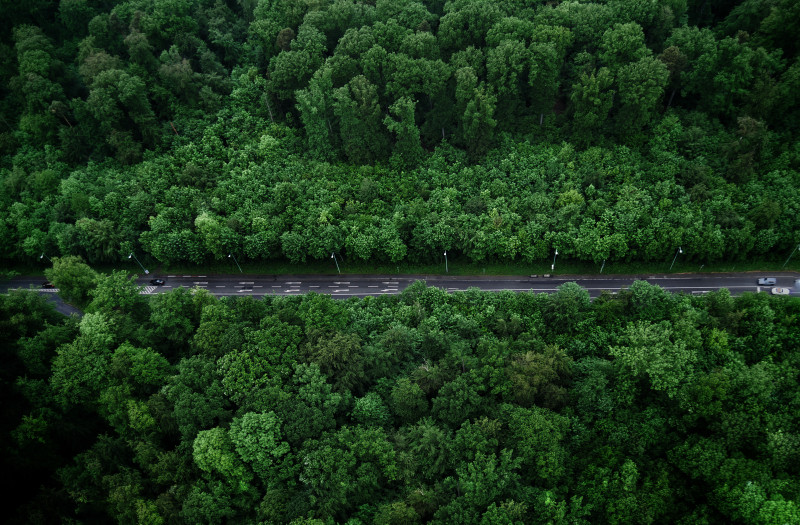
[5,272,800,300]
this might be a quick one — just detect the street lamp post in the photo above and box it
[669,246,683,271]
[444,251,448,273]
[331,252,340,274]
[600,259,606,274]
[228,253,242,273]
[551,249,558,271]
[39,253,51,263]
[128,252,149,274]
[783,243,800,269]
[781,244,800,268]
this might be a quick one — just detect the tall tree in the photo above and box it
[333,75,388,163]
[570,68,615,145]
[384,96,424,167]
[454,67,497,160]
[295,67,337,161]
[615,56,669,136]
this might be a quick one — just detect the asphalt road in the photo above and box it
[2,283,84,316]
[6,272,800,301]
[43,293,84,316]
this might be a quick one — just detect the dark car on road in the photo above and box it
[150,279,166,286]
[41,282,55,288]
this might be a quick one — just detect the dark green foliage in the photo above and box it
[1,0,799,268]
[9,114,797,266]
[2,0,800,520]
[3,281,800,523]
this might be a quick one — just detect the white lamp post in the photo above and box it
[128,252,149,274]
[669,246,683,271]
[782,243,800,269]
[228,253,242,273]
[331,252,340,274]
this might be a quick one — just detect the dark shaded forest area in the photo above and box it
[2,1,800,523]
[2,274,800,523]
[1,0,799,267]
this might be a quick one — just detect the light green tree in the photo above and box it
[610,320,698,398]
[45,255,98,308]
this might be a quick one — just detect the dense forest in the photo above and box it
[2,274,800,523]
[1,0,799,267]
[3,1,800,523]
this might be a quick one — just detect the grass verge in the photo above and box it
[3,257,799,280]
[156,257,800,277]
